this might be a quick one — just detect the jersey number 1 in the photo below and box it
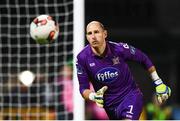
[127,105,134,114]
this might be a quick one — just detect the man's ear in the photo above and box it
[104,30,107,38]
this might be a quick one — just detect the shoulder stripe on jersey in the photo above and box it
[108,41,120,46]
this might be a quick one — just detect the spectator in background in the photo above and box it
[3,75,31,105]
[57,60,73,120]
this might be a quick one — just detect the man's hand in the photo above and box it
[154,79,171,104]
[89,86,108,108]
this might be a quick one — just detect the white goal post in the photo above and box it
[73,0,85,120]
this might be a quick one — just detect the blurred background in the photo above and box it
[0,0,180,120]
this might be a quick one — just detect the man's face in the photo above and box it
[86,22,107,48]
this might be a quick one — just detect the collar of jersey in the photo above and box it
[89,41,113,58]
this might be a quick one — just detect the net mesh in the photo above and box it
[0,0,73,120]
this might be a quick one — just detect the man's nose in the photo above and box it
[91,33,96,39]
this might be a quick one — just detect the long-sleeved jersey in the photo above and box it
[76,41,153,108]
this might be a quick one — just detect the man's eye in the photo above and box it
[87,32,92,35]
[94,30,99,33]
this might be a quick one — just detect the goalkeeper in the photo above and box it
[76,21,171,120]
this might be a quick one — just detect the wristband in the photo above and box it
[153,79,163,86]
[150,71,160,81]
[89,92,96,101]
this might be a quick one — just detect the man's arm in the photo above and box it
[148,66,171,104]
[82,89,93,100]
[82,86,108,108]
[119,43,154,70]
[148,66,156,74]
[119,43,171,104]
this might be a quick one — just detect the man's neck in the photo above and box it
[91,43,106,57]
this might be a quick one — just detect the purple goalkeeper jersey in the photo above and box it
[76,41,153,108]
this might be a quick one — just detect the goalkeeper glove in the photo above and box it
[89,86,108,108]
[154,79,171,104]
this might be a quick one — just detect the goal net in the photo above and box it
[0,0,83,120]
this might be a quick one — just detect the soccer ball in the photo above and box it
[30,15,59,44]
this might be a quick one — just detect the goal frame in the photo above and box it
[73,0,85,120]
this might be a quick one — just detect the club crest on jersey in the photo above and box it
[95,67,119,83]
[112,56,120,65]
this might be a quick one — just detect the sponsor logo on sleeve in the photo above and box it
[130,46,136,55]
[76,64,83,74]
